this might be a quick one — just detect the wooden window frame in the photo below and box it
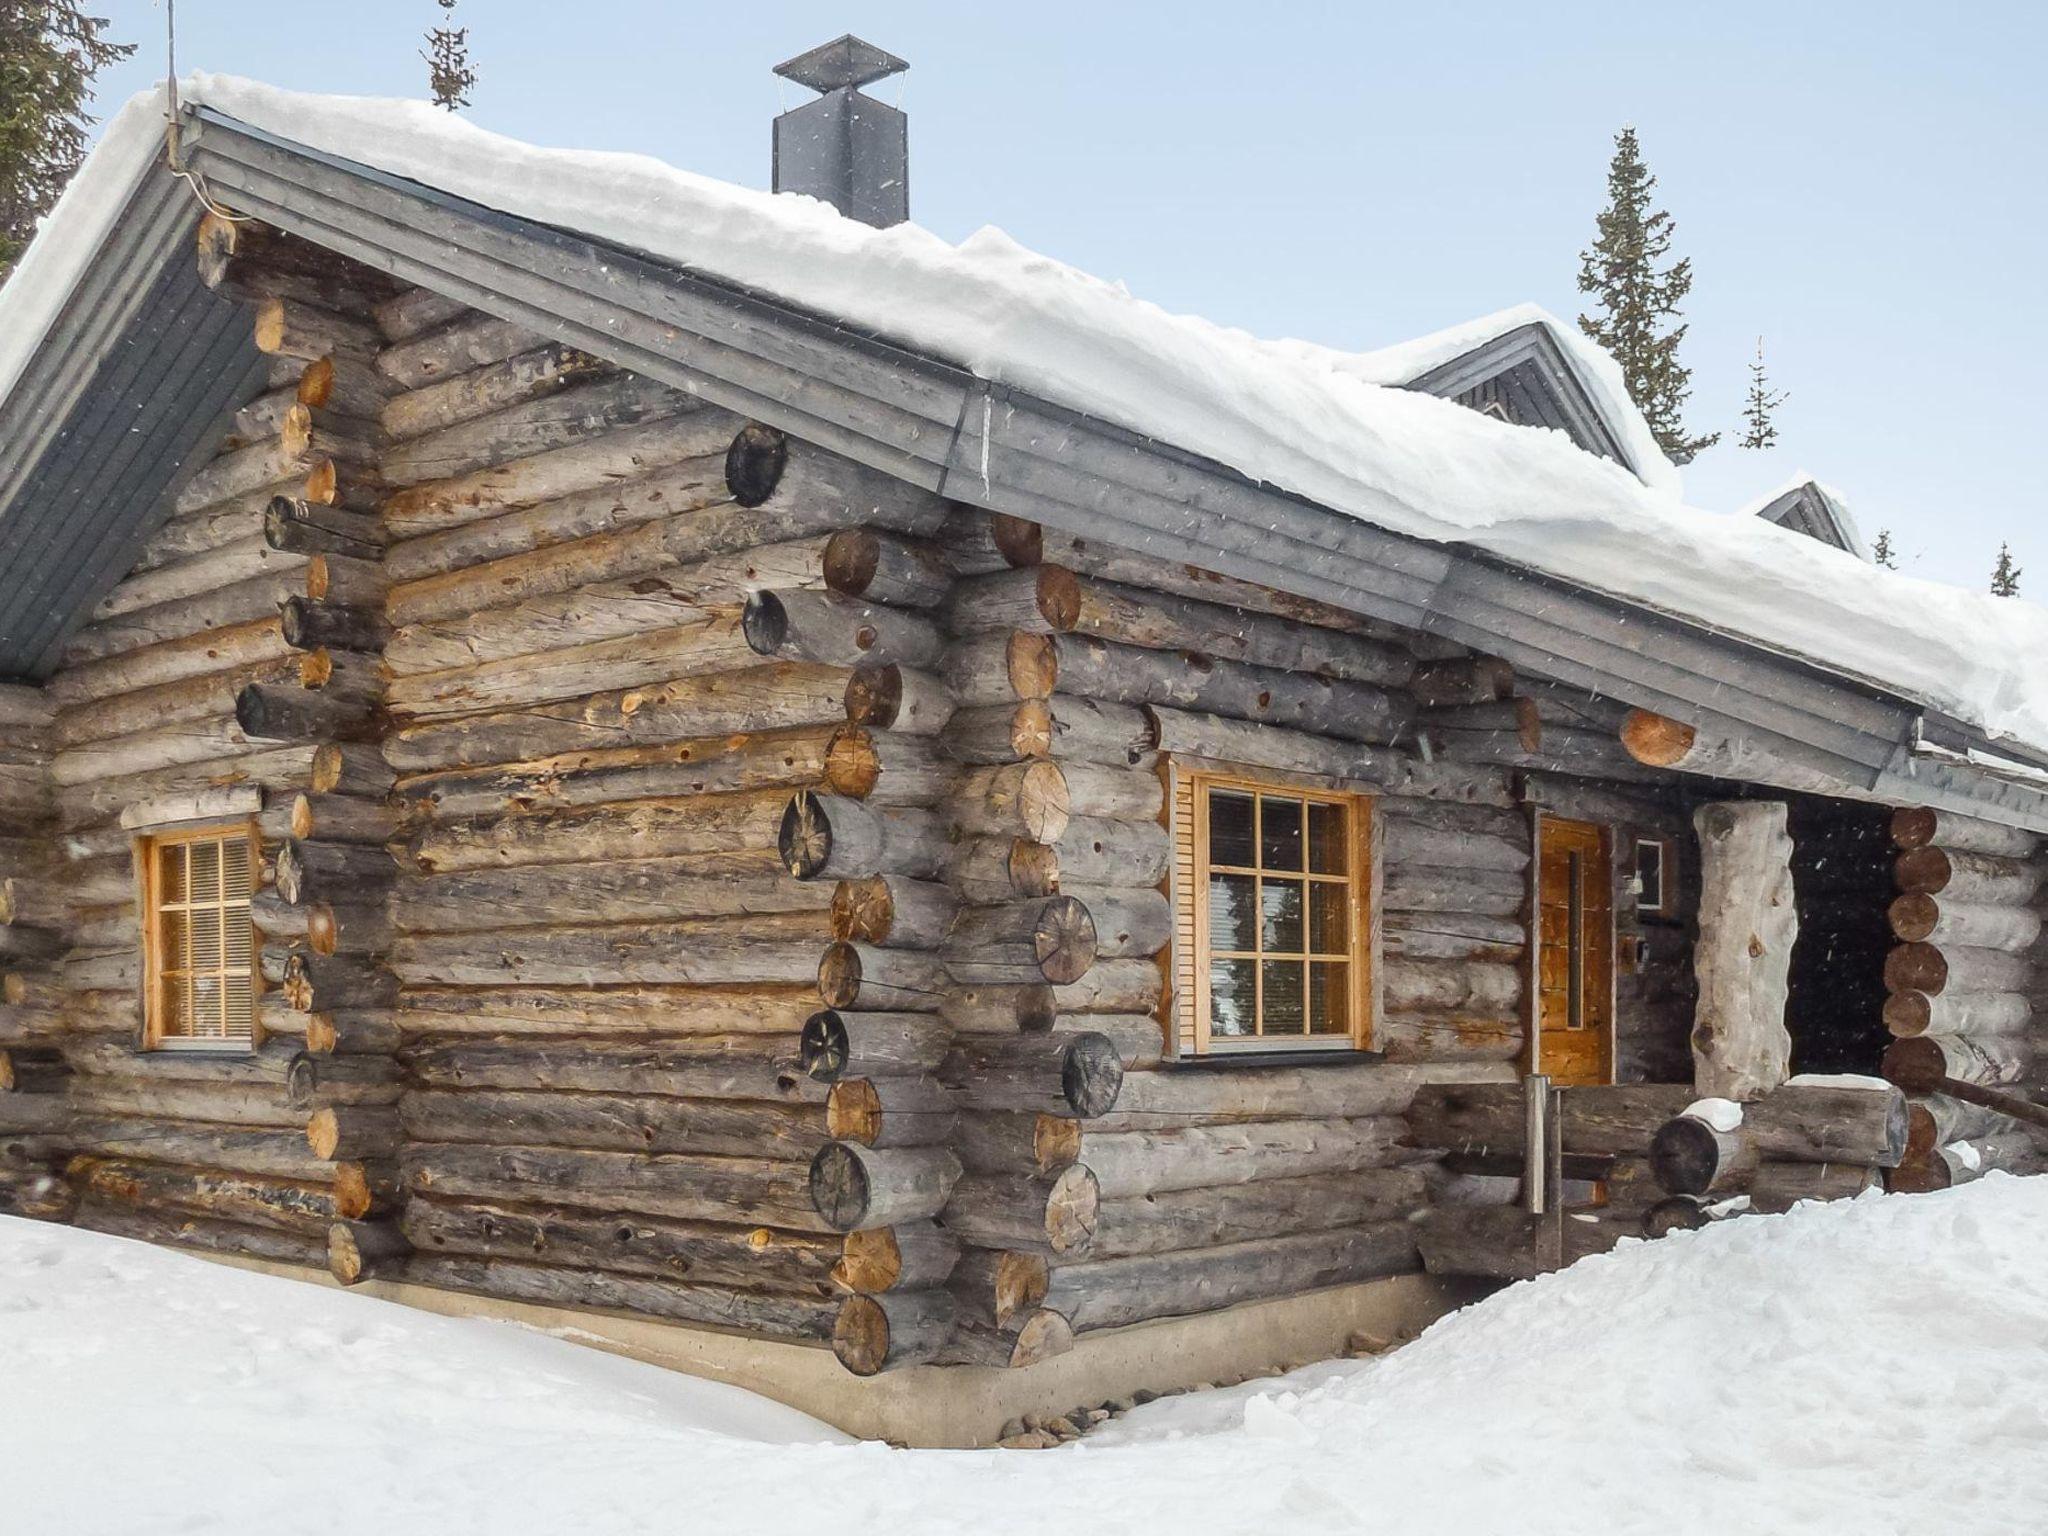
[1169,766,1376,1057]
[135,819,261,1053]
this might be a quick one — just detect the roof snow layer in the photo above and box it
[6,78,2046,755]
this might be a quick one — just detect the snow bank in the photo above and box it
[8,1177,2048,1535]
[6,78,2047,756]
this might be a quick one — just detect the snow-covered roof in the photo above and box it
[5,77,2047,766]
[1741,474,1868,562]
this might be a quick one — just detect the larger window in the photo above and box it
[137,824,259,1050]
[1172,771,1373,1054]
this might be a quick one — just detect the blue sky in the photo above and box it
[89,2,2044,595]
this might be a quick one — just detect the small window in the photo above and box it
[138,824,259,1050]
[1170,770,1373,1054]
[1634,836,1674,917]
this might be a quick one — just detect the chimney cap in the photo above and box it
[773,34,907,94]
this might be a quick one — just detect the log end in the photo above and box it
[1059,1032,1125,1118]
[832,1227,903,1293]
[1034,564,1082,631]
[1005,631,1058,699]
[800,1010,852,1082]
[251,297,289,355]
[809,1142,873,1233]
[1880,1036,1947,1096]
[1889,805,1939,850]
[1642,1197,1710,1237]
[1034,894,1098,985]
[741,591,789,657]
[843,665,904,730]
[1880,989,1935,1038]
[1619,708,1698,768]
[1888,893,1940,945]
[725,424,788,508]
[822,528,881,597]
[281,403,315,460]
[1646,1115,1726,1197]
[990,512,1042,568]
[829,879,893,945]
[822,727,881,800]
[297,355,336,408]
[816,942,862,1010]
[1891,845,1954,896]
[831,1293,894,1376]
[826,1080,883,1145]
[778,792,834,881]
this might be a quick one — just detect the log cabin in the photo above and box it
[1,44,2044,1445]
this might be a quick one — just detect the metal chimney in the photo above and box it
[772,35,908,228]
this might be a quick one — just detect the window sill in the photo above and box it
[146,1037,256,1056]
[1168,1047,1385,1071]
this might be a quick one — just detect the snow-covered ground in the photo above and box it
[4,1179,2045,1536]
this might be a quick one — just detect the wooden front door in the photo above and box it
[1536,817,1614,1086]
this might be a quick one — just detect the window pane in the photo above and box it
[1260,878,1304,953]
[1260,796,1303,871]
[1310,961,1351,1036]
[221,835,253,901]
[1208,873,1256,952]
[1308,801,1348,875]
[160,843,187,904]
[1635,840,1664,911]
[1260,959,1307,1034]
[1209,957,1256,1037]
[1309,881,1349,955]
[1208,790,1255,868]
[190,905,223,973]
[188,839,221,902]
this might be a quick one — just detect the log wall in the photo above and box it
[1879,808,2048,1189]
[10,211,2031,1382]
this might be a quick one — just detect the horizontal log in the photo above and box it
[799,1011,953,1083]
[1883,942,2034,997]
[1088,1167,1430,1258]
[385,663,850,774]
[400,1040,821,1104]
[399,1252,837,1340]
[1883,989,2032,1038]
[943,1034,1124,1117]
[833,1222,963,1293]
[1893,846,2045,905]
[400,1194,840,1292]
[1407,1081,1697,1156]
[1890,807,2040,858]
[815,943,950,1012]
[1044,1221,1418,1333]
[400,1088,825,1160]
[843,664,954,735]
[825,1077,957,1149]
[396,855,827,934]
[778,793,948,882]
[393,984,816,1039]
[832,1290,956,1375]
[402,1143,831,1230]
[1888,894,2042,950]
[413,789,792,874]
[809,1142,963,1232]
[73,1199,326,1269]
[1074,1115,1410,1198]
[940,1167,1100,1256]
[73,1155,366,1232]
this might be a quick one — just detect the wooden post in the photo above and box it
[1690,801,1797,1100]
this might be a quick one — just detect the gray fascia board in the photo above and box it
[157,106,2039,824]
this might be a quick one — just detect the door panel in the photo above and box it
[1536,817,1614,1086]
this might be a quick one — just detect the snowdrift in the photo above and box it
[4,1178,2046,1535]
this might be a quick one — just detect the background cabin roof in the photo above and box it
[1347,304,1666,489]
[2,78,2047,828]
[1742,475,1868,561]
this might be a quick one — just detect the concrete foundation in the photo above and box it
[201,1252,1475,1446]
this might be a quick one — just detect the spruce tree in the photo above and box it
[1577,127,1719,463]
[1870,529,1897,570]
[1738,336,1787,450]
[1991,543,2022,597]
[424,0,476,111]
[0,2,135,286]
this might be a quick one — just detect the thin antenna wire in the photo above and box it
[163,0,249,221]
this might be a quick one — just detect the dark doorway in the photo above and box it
[1785,799,1893,1075]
